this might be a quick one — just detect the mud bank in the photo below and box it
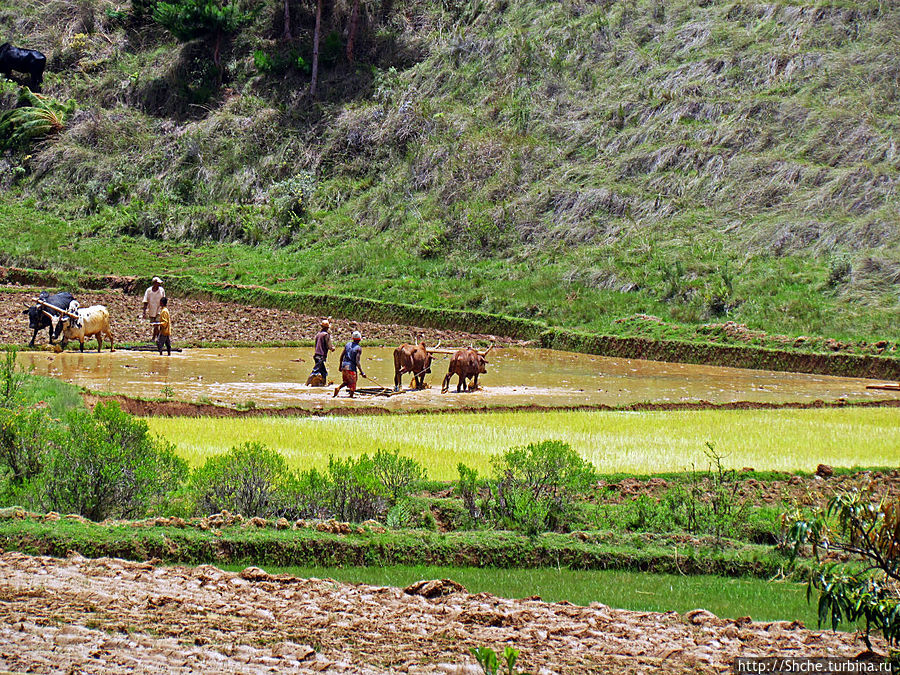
[0,551,882,674]
[87,393,900,418]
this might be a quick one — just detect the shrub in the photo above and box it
[664,444,752,544]
[371,448,426,503]
[785,484,900,650]
[269,173,315,226]
[457,462,485,525]
[458,441,597,534]
[325,455,386,523]
[253,49,274,74]
[322,450,426,523]
[278,467,331,520]
[0,88,76,151]
[0,406,62,486]
[42,402,187,521]
[190,441,291,517]
[490,440,597,533]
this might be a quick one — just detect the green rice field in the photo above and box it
[217,564,821,625]
[147,408,900,479]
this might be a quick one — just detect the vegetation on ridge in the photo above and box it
[0,0,897,341]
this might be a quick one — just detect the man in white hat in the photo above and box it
[142,276,166,341]
[334,330,365,398]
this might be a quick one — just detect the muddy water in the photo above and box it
[17,347,900,411]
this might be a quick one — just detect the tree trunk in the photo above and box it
[214,30,223,85]
[283,0,292,40]
[346,0,360,63]
[309,0,323,97]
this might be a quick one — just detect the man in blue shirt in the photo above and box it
[334,331,366,398]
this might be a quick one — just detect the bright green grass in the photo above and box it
[147,408,900,479]
[216,563,820,625]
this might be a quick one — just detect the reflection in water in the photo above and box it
[17,347,900,411]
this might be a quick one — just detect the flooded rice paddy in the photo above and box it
[18,346,900,411]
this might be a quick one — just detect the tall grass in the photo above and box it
[147,408,900,480]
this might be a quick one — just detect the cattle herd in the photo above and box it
[22,293,494,394]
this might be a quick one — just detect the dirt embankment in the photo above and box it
[86,393,900,418]
[597,469,900,508]
[2,288,519,348]
[0,551,881,674]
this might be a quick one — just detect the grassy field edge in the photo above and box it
[0,516,803,580]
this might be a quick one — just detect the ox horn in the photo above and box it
[42,310,53,319]
[479,343,495,358]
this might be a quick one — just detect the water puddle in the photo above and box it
[18,347,900,411]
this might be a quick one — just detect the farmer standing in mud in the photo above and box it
[142,276,165,341]
[334,331,366,398]
[307,319,335,386]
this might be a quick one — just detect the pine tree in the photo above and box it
[153,0,252,82]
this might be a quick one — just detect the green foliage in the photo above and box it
[0,88,75,151]
[458,441,597,534]
[253,49,274,74]
[490,440,597,534]
[0,348,24,404]
[190,441,291,517]
[269,173,315,227]
[661,444,753,545]
[42,402,188,521]
[471,646,520,675]
[325,454,387,522]
[0,406,62,487]
[152,0,251,43]
[370,448,426,503]
[827,253,853,288]
[784,485,900,649]
[0,350,66,490]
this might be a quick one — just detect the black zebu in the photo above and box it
[22,291,75,347]
[0,43,46,93]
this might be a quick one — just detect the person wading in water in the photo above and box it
[306,319,334,386]
[334,331,365,398]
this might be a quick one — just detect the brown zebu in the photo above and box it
[393,342,435,391]
[441,345,493,393]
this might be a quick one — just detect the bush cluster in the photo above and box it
[0,349,186,519]
[189,444,425,523]
[0,351,427,523]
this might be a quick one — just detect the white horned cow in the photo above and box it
[59,300,115,352]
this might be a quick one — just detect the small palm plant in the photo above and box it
[0,86,75,150]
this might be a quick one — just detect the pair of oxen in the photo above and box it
[393,341,493,393]
[22,291,114,352]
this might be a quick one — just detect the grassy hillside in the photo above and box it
[0,0,897,341]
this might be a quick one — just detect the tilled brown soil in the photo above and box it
[2,288,518,348]
[0,551,879,674]
[598,469,900,507]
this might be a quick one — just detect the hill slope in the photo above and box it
[0,0,897,340]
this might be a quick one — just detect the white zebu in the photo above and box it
[60,300,115,352]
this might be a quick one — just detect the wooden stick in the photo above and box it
[34,298,78,319]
